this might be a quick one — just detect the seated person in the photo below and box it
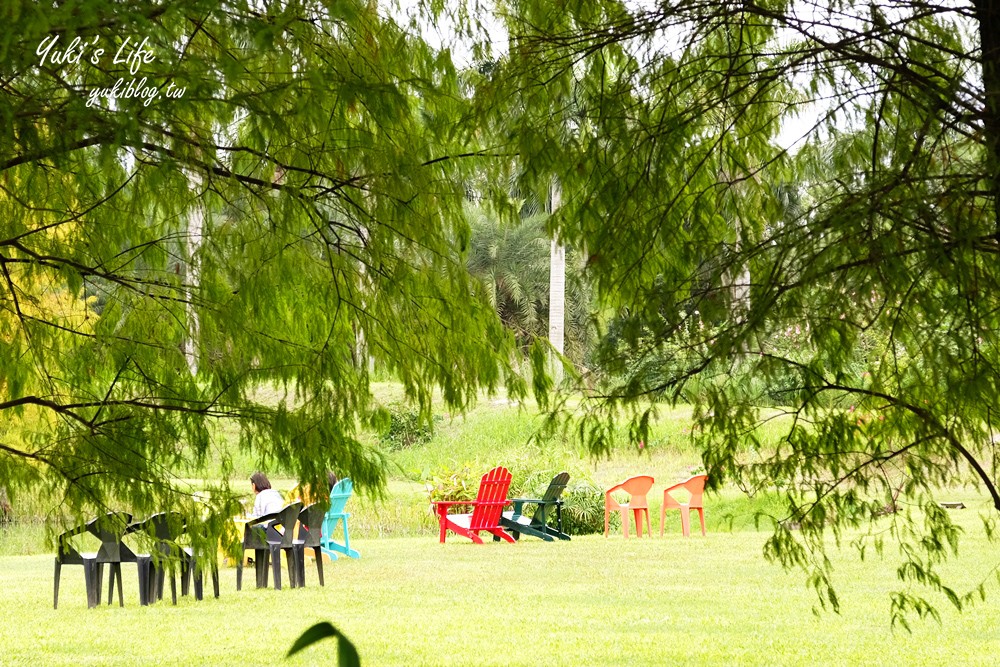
[290,471,339,505]
[249,472,284,518]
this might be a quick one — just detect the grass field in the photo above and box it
[2,514,998,666]
[2,396,998,665]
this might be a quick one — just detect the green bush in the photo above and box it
[380,406,436,451]
[559,480,611,536]
[424,463,479,508]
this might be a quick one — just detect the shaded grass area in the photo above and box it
[2,512,998,666]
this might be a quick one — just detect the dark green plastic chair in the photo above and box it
[54,512,135,609]
[292,503,326,587]
[237,501,303,591]
[500,472,571,541]
[127,512,186,606]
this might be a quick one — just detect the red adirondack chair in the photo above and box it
[431,466,515,544]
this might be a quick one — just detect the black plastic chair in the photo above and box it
[127,512,186,605]
[292,503,326,587]
[236,501,302,591]
[180,517,220,601]
[54,512,134,609]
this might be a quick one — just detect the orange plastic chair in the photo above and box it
[604,476,654,538]
[659,475,708,537]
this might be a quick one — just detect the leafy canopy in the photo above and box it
[0,0,532,536]
[460,0,1000,620]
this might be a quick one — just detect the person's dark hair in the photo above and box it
[327,471,339,492]
[250,472,271,491]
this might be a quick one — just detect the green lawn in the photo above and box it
[2,513,998,666]
[3,398,997,664]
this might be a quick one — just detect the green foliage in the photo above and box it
[465,203,594,364]
[424,463,479,507]
[558,479,608,536]
[464,0,1000,619]
[379,406,437,452]
[0,0,533,529]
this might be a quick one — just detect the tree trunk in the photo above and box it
[548,180,565,380]
[975,0,1000,237]
[184,176,204,376]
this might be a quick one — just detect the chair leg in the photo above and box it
[236,558,243,591]
[53,560,61,610]
[84,561,98,609]
[93,563,103,606]
[270,545,282,590]
[106,565,113,605]
[621,509,630,538]
[115,564,124,607]
[257,549,269,588]
[604,507,610,537]
[293,545,305,587]
[283,548,296,588]
[314,547,324,587]
[180,557,191,597]
[680,507,691,537]
[343,523,356,557]
[136,557,150,606]
[211,563,220,598]
[697,507,706,536]
[192,562,204,601]
[155,566,166,603]
[644,509,651,538]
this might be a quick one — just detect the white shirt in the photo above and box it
[251,488,284,517]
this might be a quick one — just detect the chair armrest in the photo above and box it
[510,498,562,514]
[431,501,473,511]
[662,481,686,494]
[431,499,510,513]
[248,511,281,527]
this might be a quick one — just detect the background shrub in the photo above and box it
[380,406,436,451]
[559,480,613,535]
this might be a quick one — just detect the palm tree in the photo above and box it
[465,200,592,364]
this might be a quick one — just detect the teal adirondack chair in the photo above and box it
[321,479,360,560]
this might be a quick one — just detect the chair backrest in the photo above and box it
[132,512,185,540]
[328,478,354,516]
[297,503,326,546]
[667,475,708,508]
[56,518,95,563]
[541,472,571,503]
[87,512,136,562]
[468,466,512,531]
[128,511,186,557]
[268,502,304,548]
[606,476,654,510]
